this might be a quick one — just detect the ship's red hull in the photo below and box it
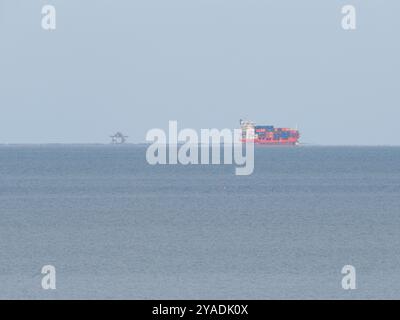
[241,139,298,145]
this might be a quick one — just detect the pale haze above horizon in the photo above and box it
[0,0,399,145]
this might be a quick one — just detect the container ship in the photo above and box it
[240,119,300,145]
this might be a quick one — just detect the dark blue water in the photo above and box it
[1,145,400,299]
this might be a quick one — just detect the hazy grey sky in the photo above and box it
[0,0,399,144]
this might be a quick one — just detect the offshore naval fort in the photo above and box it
[110,132,128,144]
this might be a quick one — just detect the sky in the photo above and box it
[0,0,399,145]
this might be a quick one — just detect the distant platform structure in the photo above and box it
[110,132,128,144]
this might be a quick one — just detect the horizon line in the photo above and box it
[1,143,400,147]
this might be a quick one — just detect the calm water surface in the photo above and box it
[0,145,399,299]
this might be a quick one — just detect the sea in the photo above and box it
[0,145,399,299]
